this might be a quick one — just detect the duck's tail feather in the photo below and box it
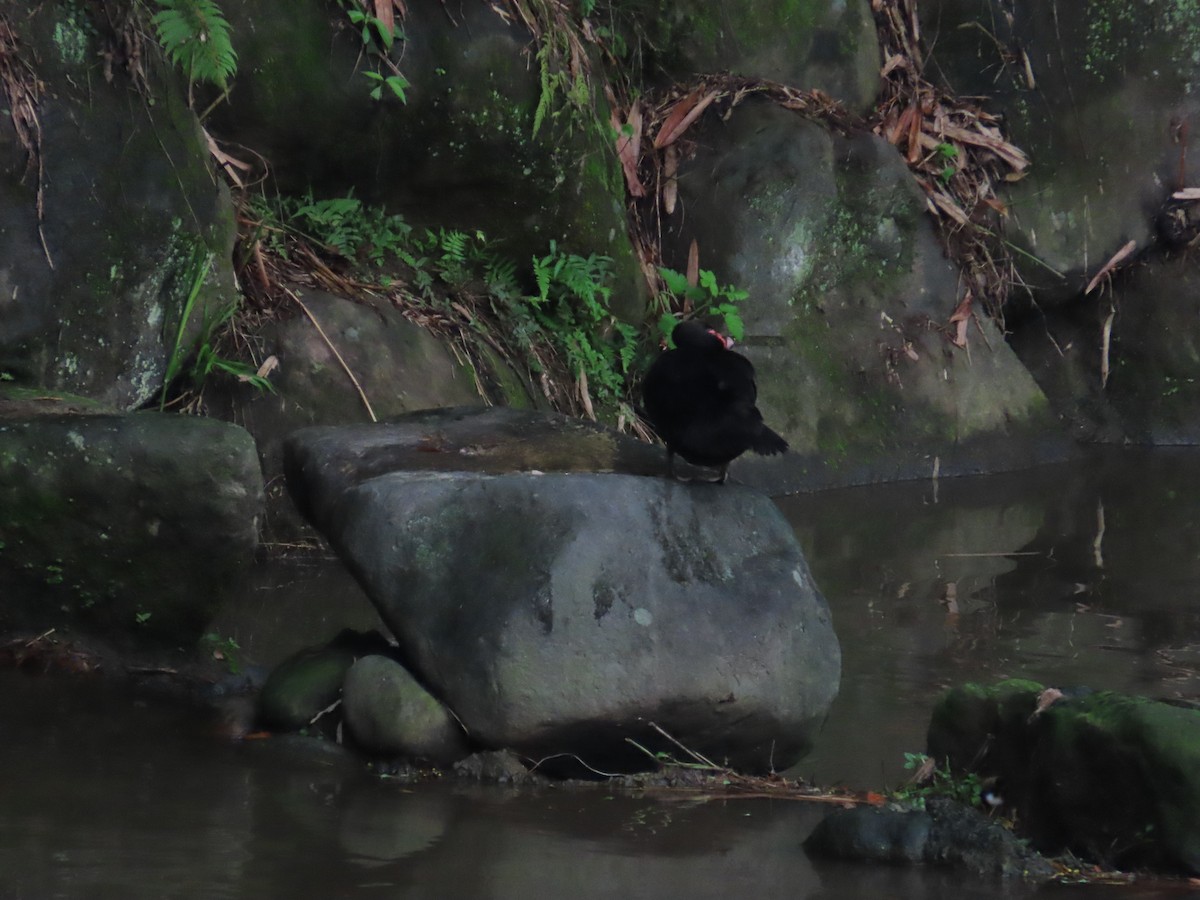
[752,426,789,456]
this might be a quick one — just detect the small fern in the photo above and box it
[151,0,237,90]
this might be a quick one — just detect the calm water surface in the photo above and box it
[4,448,1200,898]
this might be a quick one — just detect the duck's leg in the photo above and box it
[716,463,729,484]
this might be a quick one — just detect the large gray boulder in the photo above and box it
[285,409,840,772]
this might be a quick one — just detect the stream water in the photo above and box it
[4,448,1200,898]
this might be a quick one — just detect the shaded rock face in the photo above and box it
[0,411,262,643]
[618,0,881,113]
[919,2,1200,448]
[1010,258,1200,445]
[922,0,1200,298]
[205,290,488,538]
[285,410,841,772]
[928,680,1200,875]
[0,7,237,408]
[212,0,644,319]
[665,101,1067,491]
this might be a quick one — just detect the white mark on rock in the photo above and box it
[633,608,653,627]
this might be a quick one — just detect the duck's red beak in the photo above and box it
[707,329,734,350]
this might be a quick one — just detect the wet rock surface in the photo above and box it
[285,409,841,773]
[805,797,1055,880]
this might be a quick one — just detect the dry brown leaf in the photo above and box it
[905,102,923,164]
[255,355,279,379]
[686,239,700,288]
[953,316,969,348]
[577,369,596,421]
[880,53,908,78]
[654,89,718,149]
[1031,687,1064,720]
[908,755,937,785]
[1084,239,1137,295]
[372,0,394,35]
[1100,305,1115,388]
[1020,49,1036,89]
[926,187,971,227]
[662,144,679,215]
[204,129,252,189]
[938,123,1030,172]
[612,104,646,197]
[949,292,973,348]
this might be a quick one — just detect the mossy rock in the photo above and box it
[0,3,237,408]
[0,412,262,644]
[258,629,394,732]
[664,101,1065,491]
[928,680,1200,875]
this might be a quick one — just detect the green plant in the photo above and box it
[268,191,412,267]
[135,610,152,625]
[149,0,237,90]
[892,752,984,810]
[334,0,409,102]
[654,266,747,346]
[253,190,642,422]
[934,142,958,185]
[161,247,275,409]
[523,241,637,413]
[201,632,241,673]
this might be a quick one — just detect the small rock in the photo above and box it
[453,750,538,784]
[258,629,391,731]
[342,655,469,764]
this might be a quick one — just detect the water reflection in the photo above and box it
[6,448,1200,897]
[784,448,1200,790]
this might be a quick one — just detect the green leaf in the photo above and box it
[658,266,691,295]
[658,312,680,346]
[151,0,237,90]
[385,75,408,102]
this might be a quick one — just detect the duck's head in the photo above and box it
[672,319,734,350]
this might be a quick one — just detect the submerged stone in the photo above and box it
[806,796,1054,879]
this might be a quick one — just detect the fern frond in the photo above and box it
[152,0,237,90]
